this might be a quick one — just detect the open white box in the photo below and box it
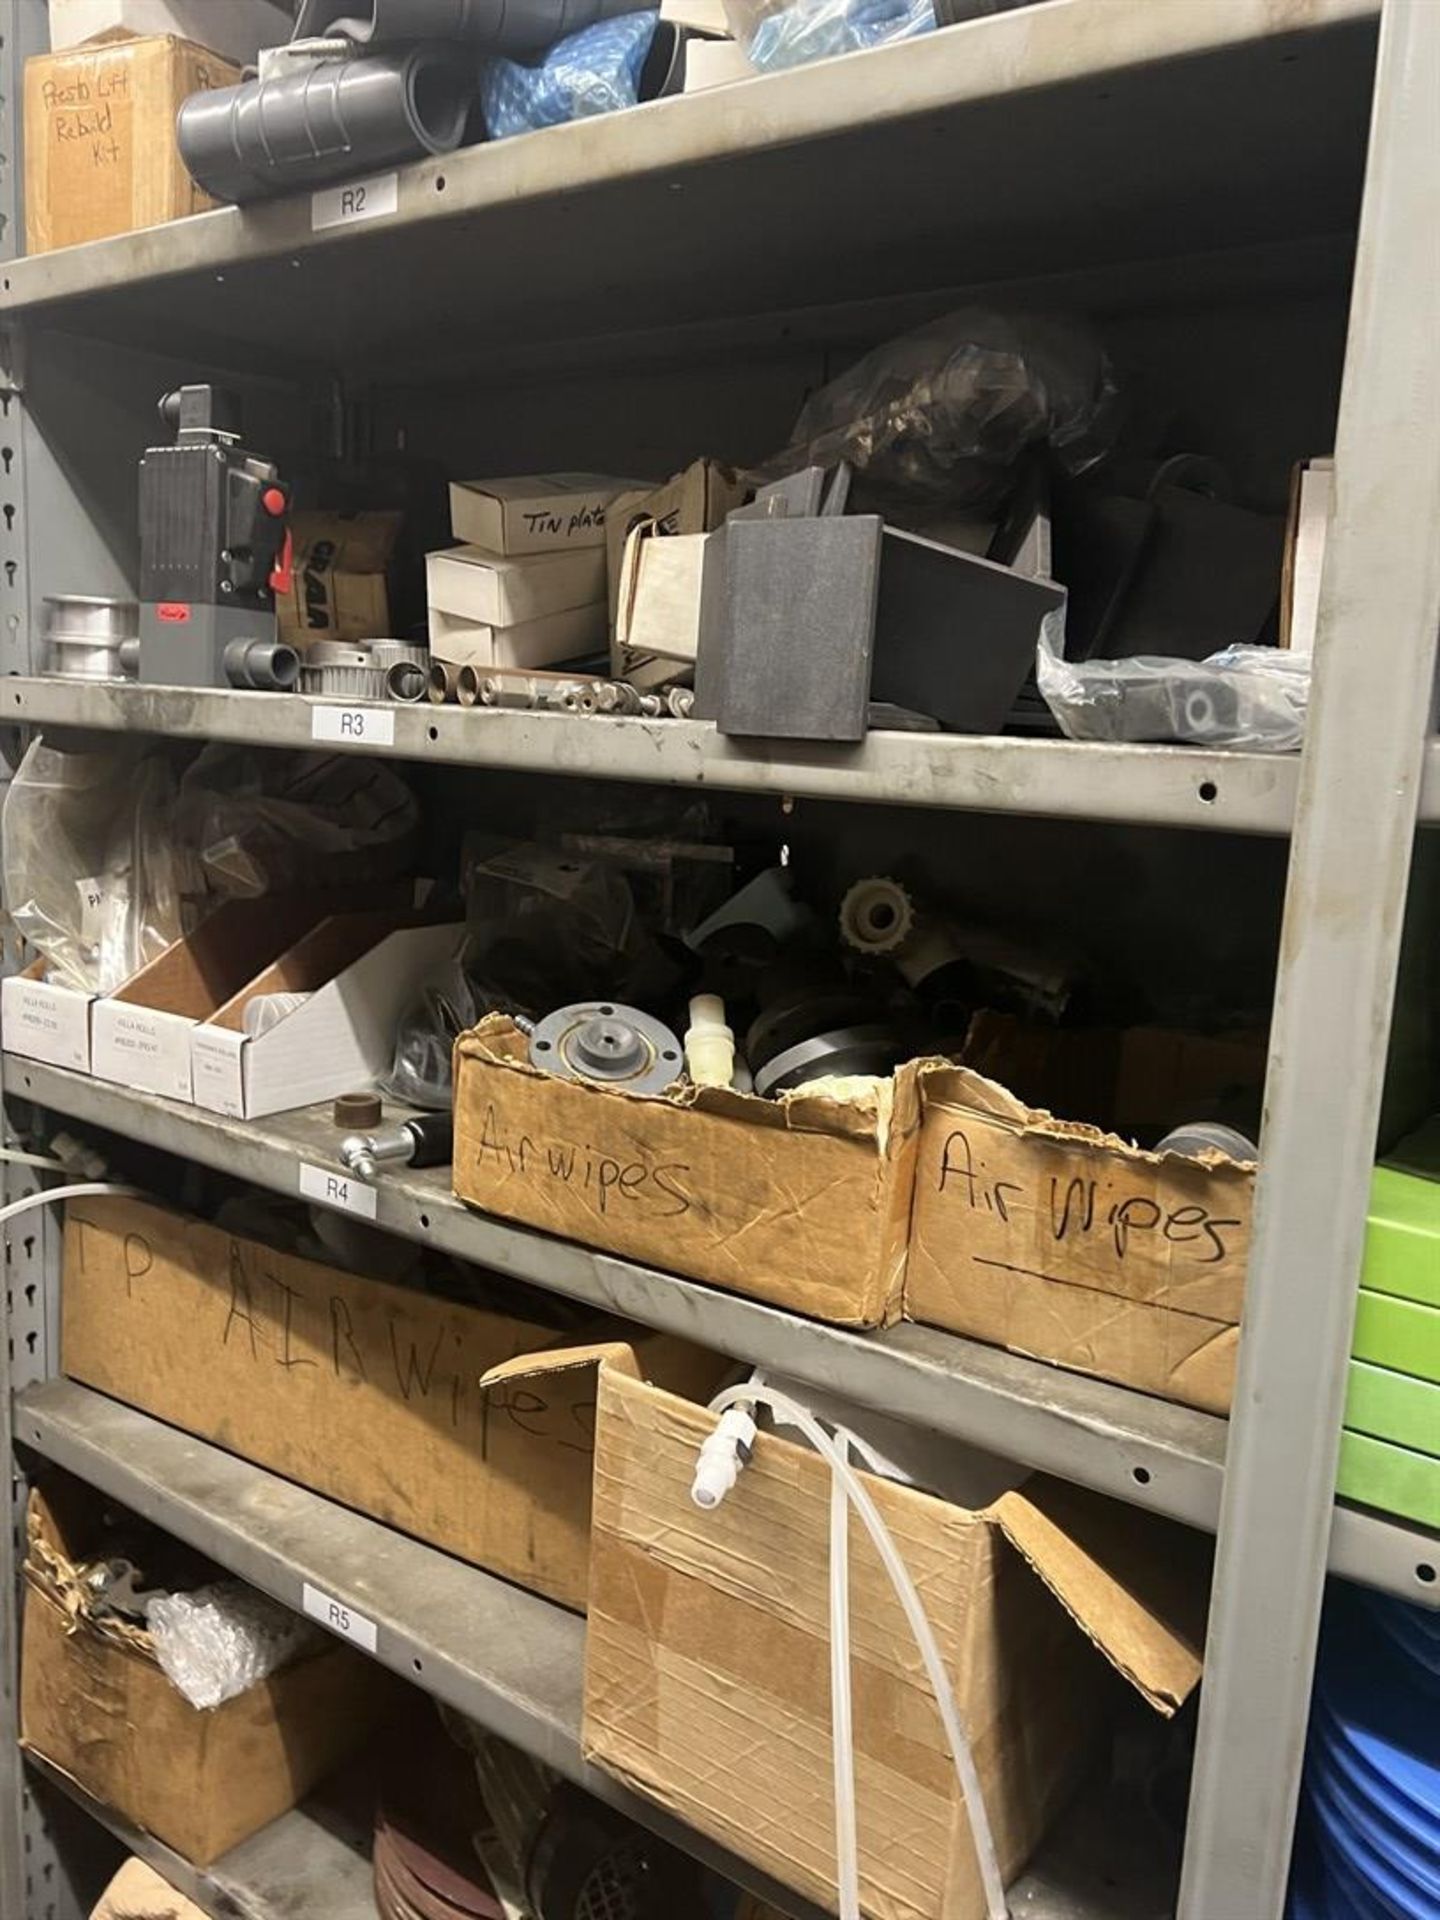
[190,917,463,1119]
[89,897,352,1103]
[2,961,97,1073]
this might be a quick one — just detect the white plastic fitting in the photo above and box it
[690,1405,757,1510]
[685,993,736,1089]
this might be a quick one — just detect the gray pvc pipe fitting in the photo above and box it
[224,637,301,692]
[177,44,473,205]
[296,0,643,61]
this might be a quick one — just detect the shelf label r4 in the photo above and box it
[299,1161,378,1219]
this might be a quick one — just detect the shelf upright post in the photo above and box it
[1178,2,1440,1915]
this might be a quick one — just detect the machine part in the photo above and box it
[893,919,965,992]
[1157,1121,1259,1162]
[370,639,430,670]
[299,643,388,700]
[429,660,462,704]
[479,674,539,708]
[386,658,428,702]
[752,1022,917,1097]
[592,679,641,714]
[637,692,664,716]
[176,43,474,205]
[528,1001,683,1097]
[686,865,813,959]
[665,685,695,718]
[525,1782,704,1920]
[295,0,643,61]
[83,1556,164,1622]
[684,993,735,1089]
[839,875,918,957]
[334,1090,383,1130]
[138,386,290,690]
[118,636,140,677]
[457,665,483,708]
[339,1112,455,1180]
[43,594,138,681]
[224,635,300,691]
[745,979,877,1071]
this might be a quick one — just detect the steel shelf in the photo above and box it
[0,3,1377,372]
[10,1054,1437,1607]
[10,673,1428,833]
[18,1378,1181,1920]
[25,1755,376,1920]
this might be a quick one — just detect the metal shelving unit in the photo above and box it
[1,2,1438,1918]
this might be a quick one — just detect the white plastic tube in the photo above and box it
[684,994,736,1089]
[0,1148,71,1173]
[0,1182,140,1227]
[706,1382,1009,1920]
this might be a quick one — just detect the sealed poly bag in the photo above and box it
[1037,608,1310,750]
[482,11,657,139]
[1,737,186,993]
[727,0,1032,71]
[146,1580,322,1711]
[769,308,1117,508]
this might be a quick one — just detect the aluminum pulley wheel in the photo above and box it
[528,1002,684,1096]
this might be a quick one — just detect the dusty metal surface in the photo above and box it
[0,674,1336,832]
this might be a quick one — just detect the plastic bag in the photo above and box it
[768,308,1116,508]
[173,745,420,898]
[146,1581,322,1710]
[482,11,657,139]
[733,0,932,72]
[379,959,482,1110]
[1037,608,1310,750]
[1,736,186,993]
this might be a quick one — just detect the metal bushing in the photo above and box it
[528,1001,683,1096]
[752,1023,918,1098]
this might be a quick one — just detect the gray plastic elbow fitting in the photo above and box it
[224,636,301,692]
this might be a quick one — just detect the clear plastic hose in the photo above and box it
[708,1381,1009,1920]
[0,1148,71,1173]
[0,1183,140,1227]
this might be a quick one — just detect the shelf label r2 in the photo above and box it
[311,171,400,232]
[302,1582,378,1652]
[311,704,396,747]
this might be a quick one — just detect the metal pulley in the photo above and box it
[526,1002,683,1096]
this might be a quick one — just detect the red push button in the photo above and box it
[261,486,287,517]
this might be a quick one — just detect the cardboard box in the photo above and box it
[452,1015,921,1328]
[92,1859,207,1920]
[683,38,760,90]
[48,1,292,66]
[25,31,240,255]
[428,603,606,671]
[21,1479,388,1864]
[2,959,97,1073]
[427,542,606,629]
[90,895,346,1102]
[62,1194,727,1611]
[906,1060,1255,1416]
[190,916,462,1119]
[450,475,639,558]
[277,511,403,649]
[606,459,745,633]
[578,1347,1206,1920]
[614,525,713,690]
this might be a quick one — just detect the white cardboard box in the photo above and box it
[191,919,463,1120]
[426,543,606,628]
[428,603,605,671]
[616,525,712,689]
[1,962,96,1074]
[90,897,340,1103]
[448,474,640,557]
[684,39,758,89]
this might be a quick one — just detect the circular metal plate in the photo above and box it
[529,1002,683,1097]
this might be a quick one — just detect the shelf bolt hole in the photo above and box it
[1418,1563,1436,1585]
[1131,1466,1152,1486]
[1198,780,1218,804]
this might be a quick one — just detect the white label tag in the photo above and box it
[299,1161,378,1219]
[301,1582,378,1652]
[75,876,105,952]
[311,704,396,747]
[311,172,399,232]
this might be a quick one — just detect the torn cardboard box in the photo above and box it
[907,1063,1254,1415]
[62,1194,726,1610]
[577,1346,1208,1920]
[452,1015,921,1327]
[614,523,713,691]
[22,1478,390,1865]
[277,510,402,648]
[605,458,745,635]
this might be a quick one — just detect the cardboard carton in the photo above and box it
[614,524,713,690]
[906,1019,1265,1416]
[190,916,462,1119]
[89,895,347,1102]
[573,1346,1207,1920]
[428,602,605,671]
[2,959,97,1073]
[277,511,402,649]
[61,1194,727,1610]
[452,1015,921,1327]
[21,1479,390,1864]
[450,475,640,557]
[427,542,606,629]
[605,459,745,634]
[25,31,239,255]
